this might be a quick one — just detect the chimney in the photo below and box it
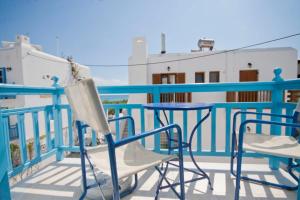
[16,35,30,44]
[161,33,166,54]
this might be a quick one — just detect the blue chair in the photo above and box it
[64,79,185,200]
[231,100,300,200]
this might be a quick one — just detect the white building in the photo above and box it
[128,37,297,104]
[128,36,298,150]
[0,35,90,140]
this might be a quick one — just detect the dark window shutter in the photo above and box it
[152,74,161,84]
[148,74,162,103]
[175,73,185,84]
[226,92,236,102]
[175,73,188,102]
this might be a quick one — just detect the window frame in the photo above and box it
[0,67,7,83]
[209,71,220,83]
[195,72,205,83]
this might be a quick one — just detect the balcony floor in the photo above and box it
[10,157,297,200]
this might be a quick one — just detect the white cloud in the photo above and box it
[93,77,128,86]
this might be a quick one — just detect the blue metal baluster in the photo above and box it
[270,68,284,170]
[211,107,216,153]
[225,107,231,155]
[196,110,202,154]
[256,107,263,134]
[285,107,293,136]
[0,172,11,200]
[115,108,120,141]
[44,109,52,151]
[67,107,74,147]
[2,117,12,171]
[0,108,11,199]
[127,108,132,137]
[183,110,188,153]
[169,110,174,149]
[241,108,246,125]
[32,112,41,159]
[91,130,97,146]
[153,87,160,152]
[104,107,108,116]
[17,114,27,164]
[51,76,63,161]
[140,108,145,146]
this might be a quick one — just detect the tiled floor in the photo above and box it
[11,157,297,200]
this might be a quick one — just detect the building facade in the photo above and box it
[128,37,298,150]
[0,35,90,140]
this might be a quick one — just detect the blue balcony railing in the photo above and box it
[0,68,300,199]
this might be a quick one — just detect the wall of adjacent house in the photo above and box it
[0,36,91,140]
[0,42,26,108]
[128,37,298,150]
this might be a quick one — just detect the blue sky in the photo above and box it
[1,0,300,84]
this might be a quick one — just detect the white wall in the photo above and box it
[129,43,297,106]
[0,43,25,108]
[128,37,148,105]
[0,36,91,140]
[128,37,298,149]
[298,60,300,75]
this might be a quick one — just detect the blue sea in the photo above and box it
[100,94,128,101]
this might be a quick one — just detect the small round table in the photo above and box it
[143,102,214,189]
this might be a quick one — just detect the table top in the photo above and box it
[143,103,214,111]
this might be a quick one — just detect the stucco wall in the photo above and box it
[128,37,298,150]
[0,38,91,140]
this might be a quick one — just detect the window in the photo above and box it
[0,67,15,99]
[209,71,220,83]
[161,74,176,84]
[8,115,18,141]
[195,72,205,83]
[147,73,192,103]
[0,67,6,83]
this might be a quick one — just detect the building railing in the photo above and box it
[226,90,272,102]
[0,68,300,198]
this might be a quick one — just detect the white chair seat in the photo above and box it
[87,142,177,179]
[242,133,300,159]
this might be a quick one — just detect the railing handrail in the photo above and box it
[1,105,53,116]
[1,78,300,96]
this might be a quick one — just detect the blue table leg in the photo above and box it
[154,109,213,189]
[297,175,300,200]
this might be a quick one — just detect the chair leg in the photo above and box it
[234,148,243,200]
[106,134,121,200]
[76,121,87,200]
[120,174,139,198]
[230,132,237,176]
[232,152,298,191]
[154,164,169,200]
[111,175,120,200]
[297,178,300,200]
[178,147,185,200]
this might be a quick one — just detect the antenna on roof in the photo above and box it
[56,36,60,56]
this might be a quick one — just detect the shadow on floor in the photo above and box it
[11,158,297,200]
